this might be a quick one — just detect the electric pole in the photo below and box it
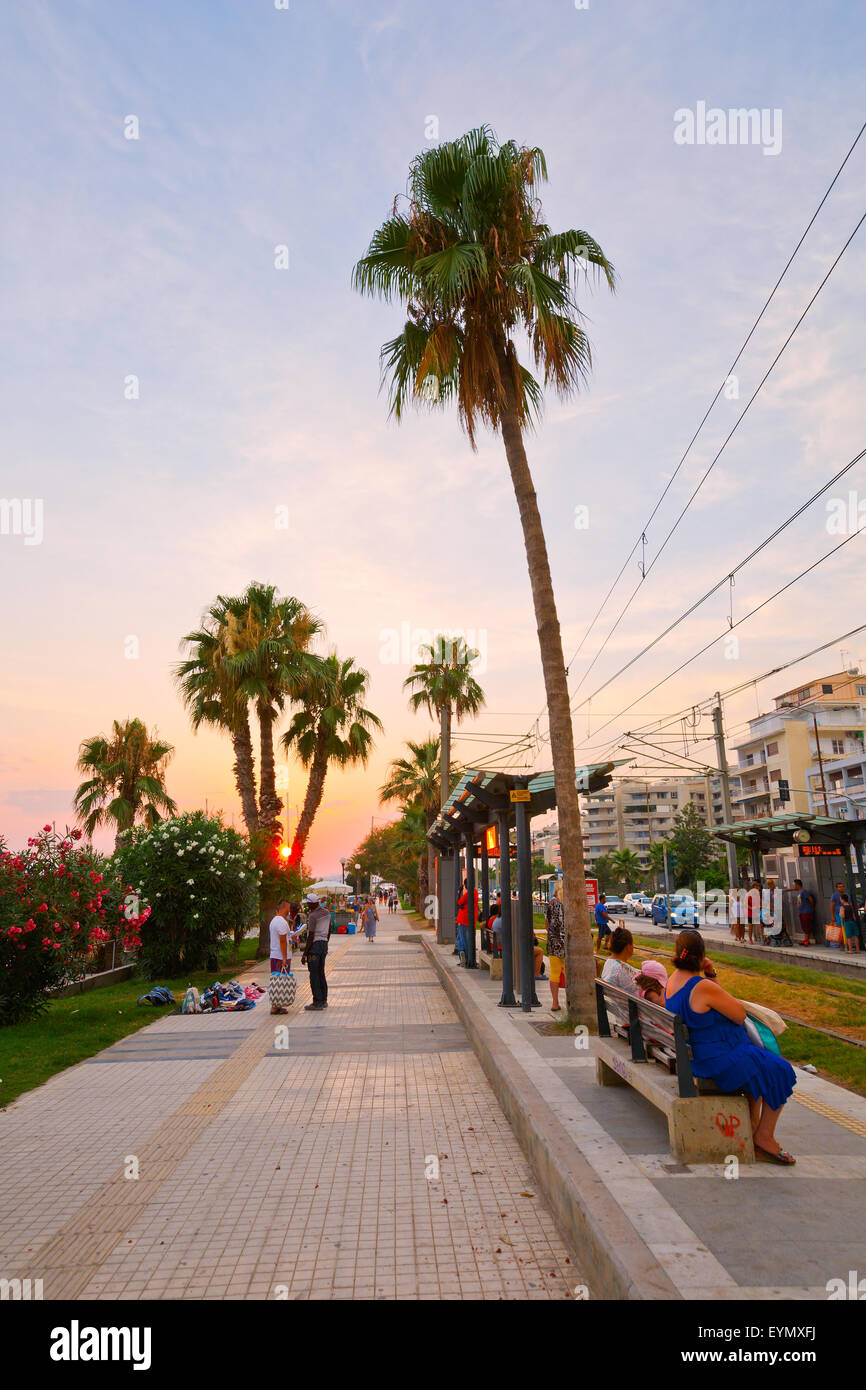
[813,712,830,816]
[713,696,740,889]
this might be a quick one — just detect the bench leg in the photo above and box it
[596,1056,628,1088]
[668,1096,755,1164]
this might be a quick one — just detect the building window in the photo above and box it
[832,739,845,755]
[856,685,866,697]
[822,684,833,694]
[770,769,781,781]
[766,741,779,756]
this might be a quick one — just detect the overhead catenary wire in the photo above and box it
[557,119,866,685]
[560,441,866,725]
[568,209,866,709]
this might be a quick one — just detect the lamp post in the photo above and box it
[355,861,362,897]
[340,858,346,884]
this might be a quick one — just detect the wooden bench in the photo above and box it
[595,979,755,1165]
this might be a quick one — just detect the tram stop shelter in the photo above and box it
[712,812,866,945]
[427,763,627,1011]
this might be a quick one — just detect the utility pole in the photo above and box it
[813,712,830,815]
[712,696,740,889]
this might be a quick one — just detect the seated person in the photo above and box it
[600,926,637,995]
[532,935,546,978]
[634,958,668,1004]
[664,929,797,1164]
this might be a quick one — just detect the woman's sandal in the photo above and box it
[755,1144,796,1165]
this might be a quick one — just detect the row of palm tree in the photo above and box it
[73,718,177,851]
[175,582,380,866]
[355,125,615,1023]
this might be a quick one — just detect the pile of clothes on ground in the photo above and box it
[199,980,264,1013]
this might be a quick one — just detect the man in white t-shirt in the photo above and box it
[269,899,294,1013]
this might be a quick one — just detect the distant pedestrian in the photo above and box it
[301,893,332,1010]
[595,894,612,951]
[456,880,479,966]
[841,890,861,953]
[729,888,745,942]
[363,896,378,942]
[792,879,815,946]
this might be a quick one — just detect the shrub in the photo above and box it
[113,811,259,979]
[0,825,147,1026]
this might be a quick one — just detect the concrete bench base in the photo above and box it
[478,949,502,980]
[596,1039,755,1165]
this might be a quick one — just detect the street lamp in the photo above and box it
[355,861,362,897]
[340,858,346,884]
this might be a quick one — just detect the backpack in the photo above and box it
[182,986,202,1014]
[137,986,175,1007]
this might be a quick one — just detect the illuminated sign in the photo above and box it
[485,825,498,854]
[799,844,844,857]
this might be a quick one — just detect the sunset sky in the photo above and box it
[1,0,865,873]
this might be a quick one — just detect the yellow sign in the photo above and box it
[485,825,499,853]
[509,789,531,802]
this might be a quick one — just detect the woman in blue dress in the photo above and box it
[665,930,797,1164]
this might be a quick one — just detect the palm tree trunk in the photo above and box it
[257,701,283,836]
[498,348,595,1024]
[440,704,451,809]
[290,735,330,866]
[232,719,259,835]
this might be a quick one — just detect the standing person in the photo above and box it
[830,881,846,936]
[729,887,745,942]
[269,898,294,1015]
[455,879,479,967]
[595,894,612,951]
[841,889,861,954]
[746,880,763,945]
[791,879,815,946]
[301,894,332,1011]
[363,895,379,942]
[545,883,566,1012]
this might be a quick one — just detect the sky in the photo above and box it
[1,0,865,872]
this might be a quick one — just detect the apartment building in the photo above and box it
[772,669,866,711]
[731,680,866,820]
[580,775,725,873]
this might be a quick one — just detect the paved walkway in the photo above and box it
[437,935,866,1299]
[0,911,578,1300]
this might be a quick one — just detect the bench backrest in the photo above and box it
[595,978,697,1098]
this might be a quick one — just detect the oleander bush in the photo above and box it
[0,825,147,1025]
[113,811,259,978]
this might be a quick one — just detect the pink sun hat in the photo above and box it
[637,960,668,991]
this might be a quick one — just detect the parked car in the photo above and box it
[602,896,629,918]
[625,893,653,916]
[651,892,702,928]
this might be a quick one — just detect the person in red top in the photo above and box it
[456,881,479,965]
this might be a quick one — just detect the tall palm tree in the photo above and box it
[174,598,260,835]
[224,583,321,839]
[403,635,485,811]
[74,718,177,850]
[380,738,451,907]
[355,126,615,1023]
[281,653,383,865]
[403,636,484,909]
